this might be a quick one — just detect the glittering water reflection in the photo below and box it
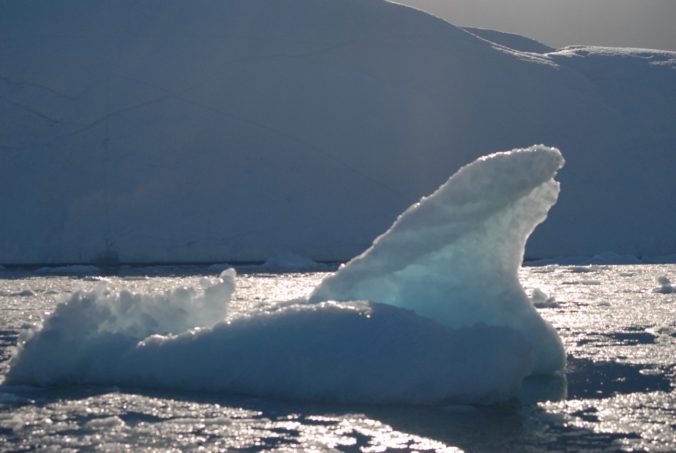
[0,263,674,451]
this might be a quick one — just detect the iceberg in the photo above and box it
[5,146,565,404]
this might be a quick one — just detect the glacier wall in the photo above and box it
[1,0,675,263]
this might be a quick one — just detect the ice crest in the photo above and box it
[311,145,566,373]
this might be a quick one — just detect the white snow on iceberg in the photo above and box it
[5,147,564,404]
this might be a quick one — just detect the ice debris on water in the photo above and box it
[531,288,559,308]
[654,276,674,294]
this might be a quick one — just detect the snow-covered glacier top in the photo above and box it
[1,0,674,264]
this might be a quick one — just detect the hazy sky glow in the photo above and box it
[400,0,676,51]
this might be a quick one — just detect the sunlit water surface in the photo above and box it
[0,264,674,452]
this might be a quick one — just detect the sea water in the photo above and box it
[0,263,673,452]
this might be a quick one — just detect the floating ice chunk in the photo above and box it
[528,253,642,266]
[654,276,674,294]
[5,147,565,404]
[568,266,602,274]
[85,416,126,430]
[647,325,676,339]
[9,290,36,298]
[311,145,566,374]
[566,279,602,286]
[531,288,559,308]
